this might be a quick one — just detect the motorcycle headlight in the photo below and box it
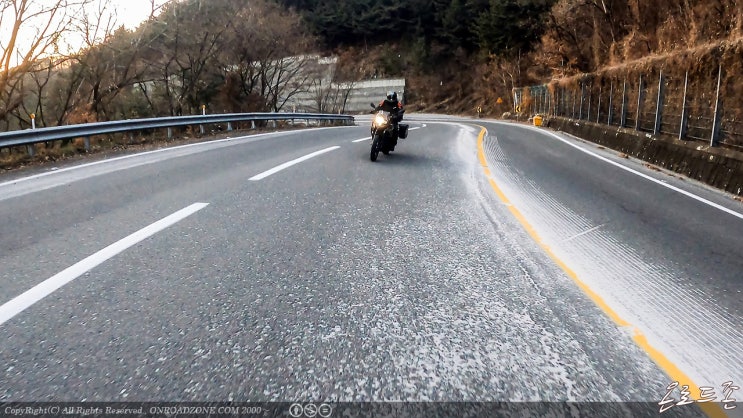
[374,114,388,127]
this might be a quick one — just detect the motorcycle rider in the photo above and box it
[375,91,404,148]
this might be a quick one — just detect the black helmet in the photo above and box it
[387,91,398,102]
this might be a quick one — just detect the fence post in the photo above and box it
[596,84,602,124]
[540,89,544,114]
[572,88,577,119]
[635,74,644,130]
[679,71,689,140]
[620,80,628,128]
[553,87,557,116]
[654,71,665,135]
[711,65,723,147]
[579,82,585,120]
[608,82,614,125]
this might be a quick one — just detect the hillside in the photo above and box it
[278,0,743,117]
[2,0,741,133]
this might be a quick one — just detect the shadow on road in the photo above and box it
[365,151,431,166]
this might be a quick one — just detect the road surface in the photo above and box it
[0,116,740,417]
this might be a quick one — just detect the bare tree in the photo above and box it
[215,0,316,112]
[263,55,315,112]
[139,0,238,116]
[0,0,90,128]
[308,61,355,113]
[69,0,161,121]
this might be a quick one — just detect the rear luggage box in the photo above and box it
[398,124,409,139]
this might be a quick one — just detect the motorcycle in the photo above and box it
[369,103,408,162]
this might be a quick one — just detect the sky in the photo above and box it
[104,0,168,29]
[1,0,169,65]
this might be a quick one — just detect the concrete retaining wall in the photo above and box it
[283,79,405,114]
[545,117,743,196]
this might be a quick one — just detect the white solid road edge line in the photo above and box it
[498,121,743,221]
[0,126,355,188]
[0,202,209,327]
[249,146,340,181]
[544,129,743,220]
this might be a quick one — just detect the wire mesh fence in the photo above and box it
[515,64,743,150]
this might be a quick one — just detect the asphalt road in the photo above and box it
[0,117,741,416]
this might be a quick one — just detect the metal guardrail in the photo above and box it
[0,112,355,151]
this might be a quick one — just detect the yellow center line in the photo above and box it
[474,126,727,418]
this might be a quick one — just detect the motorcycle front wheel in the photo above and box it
[370,134,380,161]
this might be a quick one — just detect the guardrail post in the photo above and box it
[270,120,276,128]
[635,74,644,130]
[679,71,689,140]
[711,64,723,147]
[199,124,205,135]
[84,136,91,152]
[654,71,665,135]
[227,122,233,132]
[587,84,592,121]
[579,82,585,120]
[620,79,628,128]
[596,85,602,123]
[167,127,173,139]
[26,145,35,156]
[251,121,256,130]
